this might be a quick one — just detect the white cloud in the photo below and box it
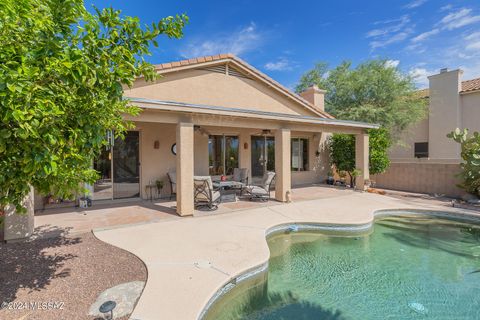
[411,28,439,43]
[179,22,261,58]
[440,8,480,30]
[366,15,410,38]
[264,58,292,71]
[367,15,414,49]
[370,31,412,49]
[465,32,480,51]
[409,67,434,88]
[440,4,453,12]
[385,60,400,68]
[404,0,427,9]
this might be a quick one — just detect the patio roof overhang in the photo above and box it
[125,97,379,134]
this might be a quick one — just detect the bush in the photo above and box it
[447,128,480,195]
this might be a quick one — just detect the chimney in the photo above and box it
[299,85,326,112]
[427,68,463,160]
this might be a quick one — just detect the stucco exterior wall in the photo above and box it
[373,161,464,197]
[428,70,462,160]
[461,91,480,133]
[389,118,429,159]
[126,68,317,117]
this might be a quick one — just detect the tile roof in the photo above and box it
[153,54,334,119]
[417,77,480,97]
[461,77,480,93]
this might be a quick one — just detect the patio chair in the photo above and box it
[167,171,176,200]
[194,176,221,210]
[232,168,249,195]
[243,171,276,201]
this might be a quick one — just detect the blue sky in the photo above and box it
[88,0,480,89]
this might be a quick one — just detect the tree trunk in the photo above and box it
[3,186,34,242]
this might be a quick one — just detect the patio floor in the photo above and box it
[34,184,357,237]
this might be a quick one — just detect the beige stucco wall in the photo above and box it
[428,70,462,160]
[461,91,480,133]
[389,118,429,160]
[126,68,318,117]
[373,161,464,197]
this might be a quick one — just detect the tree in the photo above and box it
[0,0,188,212]
[328,128,391,187]
[447,128,480,195]
[296,60,427,140]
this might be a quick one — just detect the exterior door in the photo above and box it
[251,136,275,178]
[93,131,140,200]
[113,131,140,199]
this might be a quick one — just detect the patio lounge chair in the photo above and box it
[167,171,176,200]
[233,168,249,185]
[194,176,221,210]
[243,171,276,201]
[232,168,249,195]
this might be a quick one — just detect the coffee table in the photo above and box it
[212,181,244,202]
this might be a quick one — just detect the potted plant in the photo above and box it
[326,170,335,185]
[338,171,347,186]
[351,169,362,188]
[155,179,164,192]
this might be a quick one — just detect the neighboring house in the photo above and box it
[32,54,375,217]
[374,68,480,197]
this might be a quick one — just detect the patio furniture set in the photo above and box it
[167,169,276,211]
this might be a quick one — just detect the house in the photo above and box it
[7,54,377,242]
[374,68,480,197]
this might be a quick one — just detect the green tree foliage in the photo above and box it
[329,128,391,186]
[447,128,480,195]
[296,60,427,139]
[0,0,188,211]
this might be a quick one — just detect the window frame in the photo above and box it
[208,134,239,176]
[291,137,309,172]
[414,142,429,158]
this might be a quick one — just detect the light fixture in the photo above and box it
[99,300,116,320]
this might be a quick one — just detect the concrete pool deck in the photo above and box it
[93,191,477,320]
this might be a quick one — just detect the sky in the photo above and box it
[88,0,480,89]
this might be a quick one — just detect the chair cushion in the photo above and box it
[212,191,221,202]
[168,171,176,192]
[246,186,268,195]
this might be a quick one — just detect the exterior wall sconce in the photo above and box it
[244,142,248,149]
[154,140,160,149]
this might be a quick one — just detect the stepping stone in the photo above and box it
[88,281,145,319]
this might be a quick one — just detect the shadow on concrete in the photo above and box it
[0,225,80,302]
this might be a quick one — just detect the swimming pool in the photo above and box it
[204,214,480,319]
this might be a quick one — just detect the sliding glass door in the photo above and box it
[208,135,239,176]
[113,131,140,198]
[251,136,275,178]
[93,131,140,200]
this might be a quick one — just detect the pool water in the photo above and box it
[205,215,480,319]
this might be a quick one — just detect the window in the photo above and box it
[209,135,239,175]
[414,142,428,158]
[291,138,309,171]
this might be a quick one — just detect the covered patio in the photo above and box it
[126,98,375,217]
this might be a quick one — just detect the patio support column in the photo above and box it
[275,129,291,202]
[355,133,369,190]
[176,122,194,216]
[4,186,34,242]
